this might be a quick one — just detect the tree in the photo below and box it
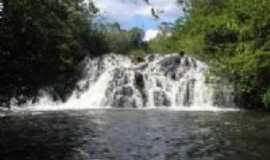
[98,22,146,54]
[129,27,145,48]
[0,0,105,107]
[148,0,270,109]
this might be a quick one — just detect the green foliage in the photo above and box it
[150,0,270,109]
[0,0,148,107]
[99,22,147,54]
[148,37,177,53]
[262,89,270,109]
[0,0,106,106]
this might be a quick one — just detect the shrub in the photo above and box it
[262,89,270,109]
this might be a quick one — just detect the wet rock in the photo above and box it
[132,56,145,64]
[147,54,156,62]
[212,84,235,107]
[166,72,177,80]
[156,80,163,88]
[134,72,148,106]
[159,55,181,69]
[158,55,186,80]
[184,57,190,67]
[111,68,130,86]
[153,91,171,107]
[183,80,195,106]
[114,86,134,97]
[110,86,139,108]
[135,63,148,70]
[135,72,144,89]
[178,51,185,56]
[190,58,197,68]
[112,96,137,108]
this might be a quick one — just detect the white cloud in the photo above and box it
[143,29,159,41]
[93,0,183,29]
[94,0,147,21]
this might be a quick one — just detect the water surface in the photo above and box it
[0,110,270,160]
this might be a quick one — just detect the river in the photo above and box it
[0,109,270,160]
[1,54,266,160]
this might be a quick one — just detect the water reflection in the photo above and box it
[0,110,270,160]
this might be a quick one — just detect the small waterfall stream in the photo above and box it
[16,53,235,111]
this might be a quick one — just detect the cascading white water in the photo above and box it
[15,53,236,111]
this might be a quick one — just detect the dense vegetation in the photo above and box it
[1,0,270,110]
[0,0,147,107]
[149,0,270,109]
[0,0,108,106]
[96,22,147,55]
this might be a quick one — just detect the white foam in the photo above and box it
[8,53,237,112]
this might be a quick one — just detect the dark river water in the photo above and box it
[0,110,270,160]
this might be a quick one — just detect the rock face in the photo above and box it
[182,80,195,106]
[153,91,171,107]
[105,69,142,108]
[135,72,144,89]
[112,86,137,108]
[72,53,235,109]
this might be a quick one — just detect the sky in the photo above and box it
[93,0,183,41]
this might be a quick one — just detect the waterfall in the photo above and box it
[14,53,236,111]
